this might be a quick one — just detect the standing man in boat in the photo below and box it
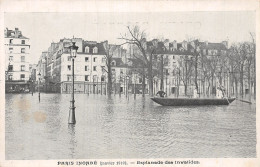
[216,86,225,99]
[193,88,199,98]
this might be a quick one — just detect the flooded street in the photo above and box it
[5,93,256,159]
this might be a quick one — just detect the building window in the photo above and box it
[8,74,13,80]
[112,69,115,73]
[203,49,206,55]
[85,75,89,81]
[20,74,25,80]
[139,78,142,83]
[85,66,88,71]
[101,76,105,82]
[9,39,13,44]
[120,69,123,74]
[93,66,97,71]
[85,57,89,62]
[165,69,169,75]
[9,48,13,53]
[21,48,25,53]
[68,65,71,71]
[21,56,25,62]
[93,57,97,62]
[85,46,89,53]
[21,40,25,44]
[93,47,98,53]
[8,65,13,71]
[67,75,71,81]
[101,66,105,73]
[68,56,71,61]
[9,56,13,61]
[93,75,97,82]
[111,61,115,66]
[21,65,25,71]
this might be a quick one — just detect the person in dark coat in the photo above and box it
[156,90,166,97]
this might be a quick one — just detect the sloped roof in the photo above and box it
[82,41,106,55]
[199,42,227,50]
[111,57,128,67]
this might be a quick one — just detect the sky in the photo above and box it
[4,11,256,64]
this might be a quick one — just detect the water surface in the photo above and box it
[5,93,256,159]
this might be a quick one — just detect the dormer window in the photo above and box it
[85,46,89,53]
[111,61,116,66]
[93,47,98,54]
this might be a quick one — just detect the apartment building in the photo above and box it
[5,28,31,93]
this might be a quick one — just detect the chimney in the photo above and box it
[173,40,177,50]
[222,41,228,49]
[164,39,169,50]
[182,40,188,50]
[14,28,19,38]
[152,39,158,47]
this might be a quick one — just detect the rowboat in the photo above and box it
[151,97,236,106]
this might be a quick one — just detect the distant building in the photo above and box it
[38,38,127,94]
[5,28,30,93]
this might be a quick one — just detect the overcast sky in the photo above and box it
[5,11,255,64]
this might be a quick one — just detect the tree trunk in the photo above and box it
[211,73,214,96]
[240,65,244,97]
[160,55,164,91]
[194,54,198,90]
[107,62,112,96]
[148,59,153,96]
[248,65,251,102]
[142,68,145,97]
[235,77,238,97]
[184,82,187,96]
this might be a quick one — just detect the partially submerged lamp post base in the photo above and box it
[68,100,76,124]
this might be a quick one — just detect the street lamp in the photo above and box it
[38,72,41,101]
[68,42,78,124]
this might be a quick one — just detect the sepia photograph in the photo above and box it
[0,0,259,166]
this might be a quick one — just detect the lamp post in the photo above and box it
[68,42,78,124]
[126,75,129,98]
[38,72,41,101]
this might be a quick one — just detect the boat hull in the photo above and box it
[151,97,236,106]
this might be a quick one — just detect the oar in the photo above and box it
[236,99,252,104]
[224,97,230,104]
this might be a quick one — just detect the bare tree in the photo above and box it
[249,32,256,99]
[119,25,155,96]
[178,55,194,96]
[102,41,121,96]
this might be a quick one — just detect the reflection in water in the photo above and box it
[5,93,256,159]
[68,124,77,159]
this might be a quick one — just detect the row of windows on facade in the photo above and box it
[67,75,105,82]
[152,49,226,60]
[9,56,25,62]
[8,65,26,71]
[67,75,143,83]
[67,56,106,62]
[84,46,98,54]
[7,74,25,80]
[9,39,26,44]
[67,65,106,72]
[9,48,26,53]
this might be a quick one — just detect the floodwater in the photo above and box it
[5,93,256,159]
